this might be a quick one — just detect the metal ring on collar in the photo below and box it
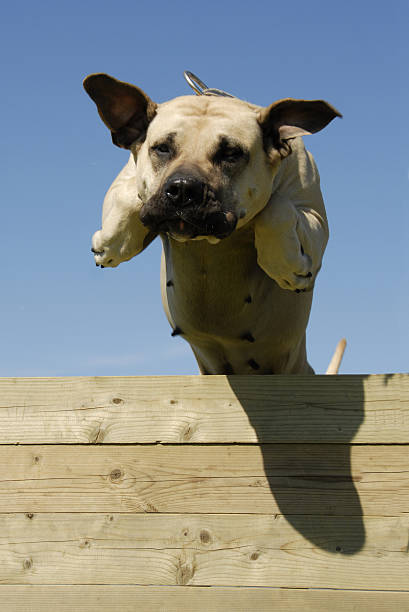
[183,71,209,95]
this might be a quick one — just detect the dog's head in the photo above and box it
[84,74,340,242]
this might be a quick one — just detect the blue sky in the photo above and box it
[1,0,407,376]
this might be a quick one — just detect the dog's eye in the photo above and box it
[152,143,171,155]
[214,144,246,165]
[223,147,244,162]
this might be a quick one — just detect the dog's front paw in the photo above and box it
[273,250,316,293]
[91,229,127,268]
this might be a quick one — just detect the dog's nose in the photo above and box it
[164,176,205,208]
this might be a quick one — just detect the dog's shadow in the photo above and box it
[227,375,366,555]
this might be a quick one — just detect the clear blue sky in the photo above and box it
[1,0,407,376]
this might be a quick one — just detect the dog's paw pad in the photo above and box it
[279,269,315,292]
[92,247,118,268]
[91,230,122,268]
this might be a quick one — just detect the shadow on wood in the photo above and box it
[227,375,367,554]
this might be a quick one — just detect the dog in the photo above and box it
[84,73,343,375]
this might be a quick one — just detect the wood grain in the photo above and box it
[1,586,408,612]
[0,374,406,444]
[0,444,407,515]
[0,513,408,589]
[0,374,408,604]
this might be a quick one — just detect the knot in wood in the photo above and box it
[144,502,158,513]
[25,513,34,520]
[110,468,122,482]
[23,558,33,570]
[92,423,105,443]
[182,423,196,441]
[176,561,195,585]
[250,479,264,488]
[251,551,260,561]
[199,529,211,544]
[112,397,123,404]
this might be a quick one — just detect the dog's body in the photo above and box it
[85,75,341,374]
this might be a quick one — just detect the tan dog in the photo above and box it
[84,74,341,374]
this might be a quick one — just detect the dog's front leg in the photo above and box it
[92,156,156,267]
[254,195,328,291]
[254,139,329,292]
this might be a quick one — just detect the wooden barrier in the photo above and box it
[0,374,408,611]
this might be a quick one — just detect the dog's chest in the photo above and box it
[160,231,312,374]
[162,230,277,338]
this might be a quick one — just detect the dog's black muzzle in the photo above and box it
[164,174,205,209]
[140,172,238,240]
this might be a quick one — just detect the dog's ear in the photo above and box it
[258,98,341,159]
[83,73,157,149]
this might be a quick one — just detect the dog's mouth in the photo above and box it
[140,184,238,241]
[159,210,237,241]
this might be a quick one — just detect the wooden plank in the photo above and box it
[1,586,408,612]
[0,445,408,515]
[0,374,406,444]
[0,513,409,589]
[2,586,409,612]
